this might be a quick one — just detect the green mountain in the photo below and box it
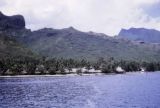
[0,12,38,60]
[22,27,160,62]
[1,12,160,62]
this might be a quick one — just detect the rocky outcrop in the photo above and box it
[0,12,25,30]
[118,28,160,43]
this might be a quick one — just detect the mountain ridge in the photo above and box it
[1,12,160,62]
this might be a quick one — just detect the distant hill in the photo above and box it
[118,28,160,43]
[1,12,160,62]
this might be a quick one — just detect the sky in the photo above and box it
[0,0,160,36]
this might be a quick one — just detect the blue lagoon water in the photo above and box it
[0,72,160,108]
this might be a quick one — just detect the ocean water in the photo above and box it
[0,72,160,108]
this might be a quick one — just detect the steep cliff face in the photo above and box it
[0,12,25,30]
[0,12,37,59]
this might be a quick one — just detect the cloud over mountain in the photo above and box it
[0,0,160,36]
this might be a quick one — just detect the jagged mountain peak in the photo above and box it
[68,26,75,30]
[62,26,80,32]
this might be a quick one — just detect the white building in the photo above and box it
[116,66,124,72]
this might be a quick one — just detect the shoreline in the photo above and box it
[0,73,117,78]
[0,71,159,78]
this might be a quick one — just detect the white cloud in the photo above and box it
[0,0,160,36]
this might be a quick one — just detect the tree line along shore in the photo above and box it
[0,57,160,76]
